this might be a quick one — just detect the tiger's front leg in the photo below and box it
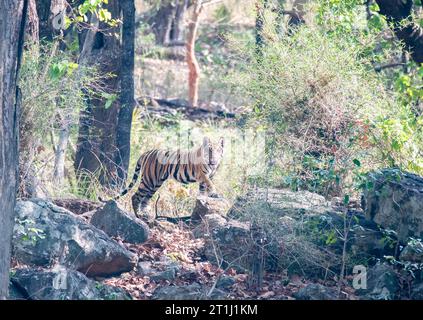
[199,176,222,198]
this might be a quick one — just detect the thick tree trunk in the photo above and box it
[376,0,423,64]
[186,0,202,107]
[149,0,188,45]
[115,0,136,184]
[0,0,27,299]
[74,1,121,187]
[36,0,66,40]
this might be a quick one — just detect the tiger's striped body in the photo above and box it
[110,137,224,219]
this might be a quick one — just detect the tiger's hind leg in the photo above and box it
[131,179,163,220]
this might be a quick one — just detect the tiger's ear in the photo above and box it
[219,137,224,148]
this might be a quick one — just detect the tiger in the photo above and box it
[104,137,224,219]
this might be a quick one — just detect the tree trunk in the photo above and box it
[115,0,136,184]
[36,0,66,41]
[74,1,121,187]
[186,0,203,108]
[376,0,423,64]
[171,0,189,44]
[149,0,189,45]
[0,0,28,299]
[26,0,39,43]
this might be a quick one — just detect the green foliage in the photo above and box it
[230,23,395,196]
[15,218,45,245]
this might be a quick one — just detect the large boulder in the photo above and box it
[293,284,339,300]
[356,263,399,300]
[53,198,100,215]
[228,188,334,219]
[11,267,131,300]
[191,196,230,221]
[224,188,392,275]
[91,201,149,244]
[13,199,136,277]
[193,214,252,271]
[363,169,423,242]
[399,239,423,263]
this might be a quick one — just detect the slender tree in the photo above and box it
[0,0,28,299]
[116,0,136,183]
[186,0,203,107]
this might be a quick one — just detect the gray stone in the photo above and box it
[357,263,399,300]
[136,261,153,276]
[11,267,131,300]
[363,169,423,242]
[152,283,229,300]
[411,282,423,300]
[191,196,230,221]
[293,284,339,300]
[216,275,236,289]
[400,240,423,263]
[228,188,333,219]
[13,199,136,277]
[193,214,251,270]
[91,201,149,244]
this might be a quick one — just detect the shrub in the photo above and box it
[230,25,399,196]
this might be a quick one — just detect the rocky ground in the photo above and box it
[8,168,423,300]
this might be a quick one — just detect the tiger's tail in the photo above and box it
[98,158,143,203]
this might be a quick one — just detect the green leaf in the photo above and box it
[353,159,361,167]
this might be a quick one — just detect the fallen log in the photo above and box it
[136,96,237,122]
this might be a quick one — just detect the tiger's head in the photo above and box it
[200,136,224,167]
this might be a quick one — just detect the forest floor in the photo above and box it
[103,221,359,300]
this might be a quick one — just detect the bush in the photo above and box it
[230,25,399,197]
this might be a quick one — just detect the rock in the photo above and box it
[150,268,177,282]
[191,196,230,221]
[136,259,180,281]
[400,239,423,263]
[13,199,136,277]
[411,282,423,300]
[357,263,399,300]
[228,188,333,219]
[53,198,100,215]
[11,267,131,300]
[8,281,26,300]
[293,284,339,300]
[137,261,154,276]
[152,283,229,300]
[216,275,236,289]
[91,201,149,244]
[193,214,251,271]
[363,169,423,242]
[152,283,203,300]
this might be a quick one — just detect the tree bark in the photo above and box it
[186,0,203,107]
[376,0,423,64]
[26,0,39,43]
[149,0,189,45]
[115,0,136,184]
[0,0,28,299]
[74,1,122,187]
